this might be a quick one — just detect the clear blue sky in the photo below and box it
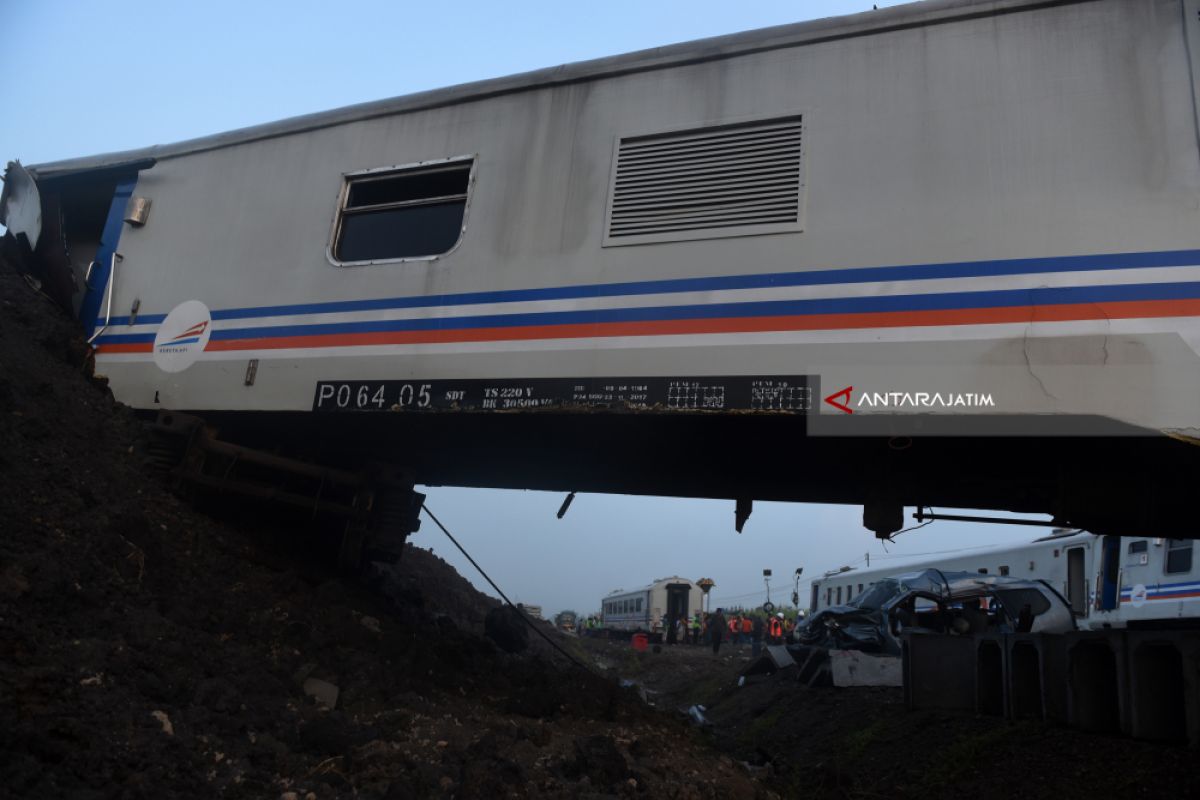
[4,0,1043,615]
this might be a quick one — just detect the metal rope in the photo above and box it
[421,503,594,673]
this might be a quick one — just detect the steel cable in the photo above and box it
[420,503,594,673]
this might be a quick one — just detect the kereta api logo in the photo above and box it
[153,300,212,373]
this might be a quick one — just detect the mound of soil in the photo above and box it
[382,545,500,635]
[0,253,768,798]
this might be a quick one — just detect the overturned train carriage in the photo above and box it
[7,0,1200,536]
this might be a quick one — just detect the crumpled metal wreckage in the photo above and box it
[795,568,1076,656]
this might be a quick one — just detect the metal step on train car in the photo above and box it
[6,0,1200,538]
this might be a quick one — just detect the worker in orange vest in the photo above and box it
[768,612,784,645]
[740,614,753,645]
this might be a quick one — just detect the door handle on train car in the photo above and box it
[87,252,123,345]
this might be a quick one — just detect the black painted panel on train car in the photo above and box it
[313,375,813,413]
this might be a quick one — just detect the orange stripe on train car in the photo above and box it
[98,297,1200,354]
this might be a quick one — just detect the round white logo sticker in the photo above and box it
[1130,584,1147,608]
[153,300,213,373]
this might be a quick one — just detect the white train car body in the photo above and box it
[601,576,704,633]
[63,0,1200,431]
[10,0,1200,529]
[811,532,1200,630]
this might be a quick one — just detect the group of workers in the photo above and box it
[578,608,806,657]
[663,609,799,656]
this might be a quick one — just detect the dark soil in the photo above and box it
[0,253,769,798]
[579,637,1200,800]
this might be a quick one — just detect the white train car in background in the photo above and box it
[601,576,704,633]
[811,530,1199,630]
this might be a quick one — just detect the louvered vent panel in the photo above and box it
[607,117,802,242]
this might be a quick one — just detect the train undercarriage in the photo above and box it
[174,408,1200,542]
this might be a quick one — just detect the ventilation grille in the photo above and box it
[606,116,803,244]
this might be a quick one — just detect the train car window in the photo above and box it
[999,565,1010,576]
[332,158,473,264]
[1127,540,1149,567]
[636,599,643,612]
[836,586,842,605]
[1166,539,1193,574]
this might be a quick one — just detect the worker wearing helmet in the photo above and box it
[768,612,784,645]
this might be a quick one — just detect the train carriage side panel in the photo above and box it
[67,0,1200,434]
[1113,537,1200,627]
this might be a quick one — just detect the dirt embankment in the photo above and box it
[580,636,1200,800]
[0,254,769,798]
